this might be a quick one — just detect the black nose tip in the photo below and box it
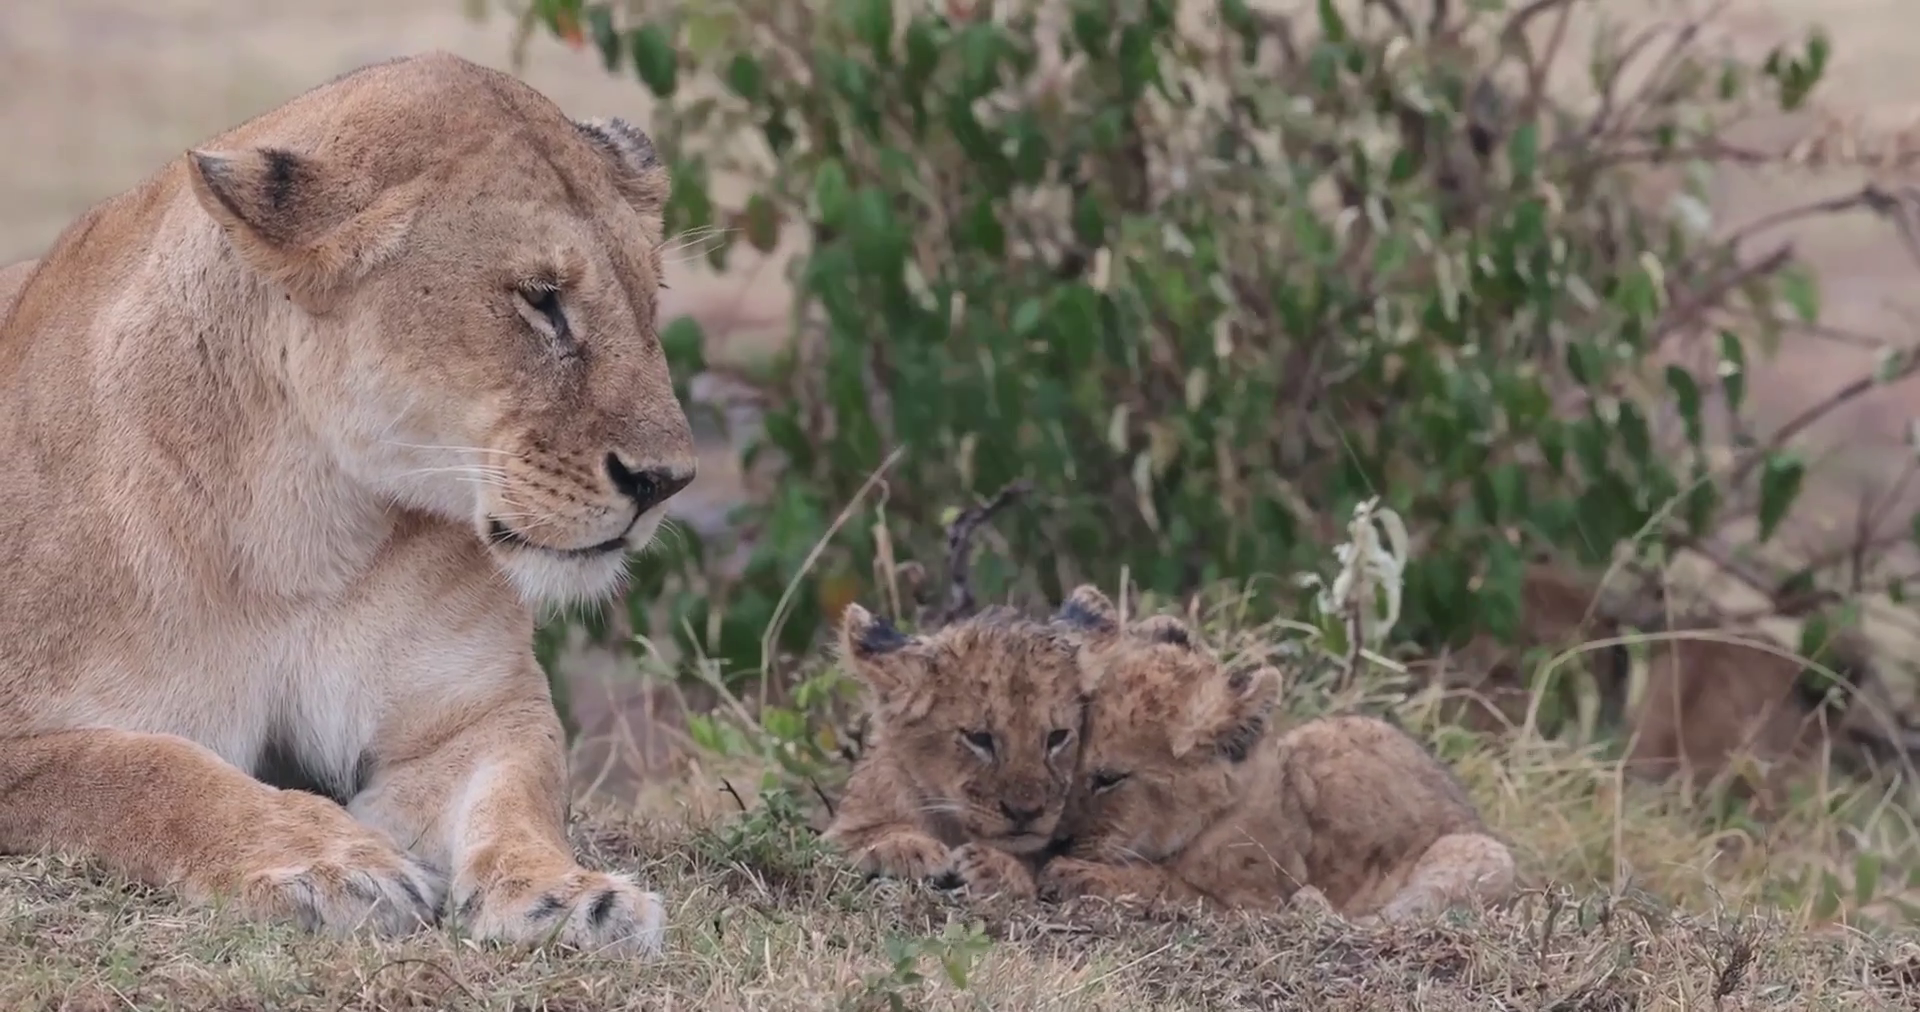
[605,453,694,514]
[1000,801,1043,827]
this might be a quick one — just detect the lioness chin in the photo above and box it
[0,52,697,955]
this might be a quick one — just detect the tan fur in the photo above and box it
[1043,621,1516,922]
[0,53,698,954]
[1625,629,1873,813]
[1424,563,1630,735]
[822,588,1116,899]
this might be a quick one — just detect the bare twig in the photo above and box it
[932,481,1034,628]
[720,778,749,813]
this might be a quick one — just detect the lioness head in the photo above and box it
[182,53,696,605]
[1063,614,1283,862]
[836,591,1114,854]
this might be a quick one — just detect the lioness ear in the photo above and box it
[1175,664,1280,762]
[186,146,414,311]
[573,117,670,241]
[837,603,921,697]
[1053,585,1119,641]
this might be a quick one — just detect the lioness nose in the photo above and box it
[1000,801,1044,827]
[605,453,694,514]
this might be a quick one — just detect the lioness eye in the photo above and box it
[517,285,571,342]
[1045,729,1072,753]
[961,730,996,756]
[1089,770,1130,794]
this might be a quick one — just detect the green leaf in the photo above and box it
[1777,265,1820,323]
[846,0,895,63]
[1507,122,1538,182]
[660,316,707,377]
[813,160,852,225]
[1684,470,1720,537]
[725,53,765,101]
[1814,869,1843,920]
[630,25,679,98]
[742,193,781,253]
[1012,298,1044,338]
[1757,453,1805,544]
[1717,331,1747,414]
[1616,401,1651,468]
[1316,0,1347,44]
[588,5,622,71]
[1667,366,1703,447]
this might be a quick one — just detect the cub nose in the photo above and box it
[604,452,694,514]
[999,800,1044,828]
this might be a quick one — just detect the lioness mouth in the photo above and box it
[485,519,627,558]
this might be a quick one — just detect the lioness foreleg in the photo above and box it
[347,677,665,956]
[0,730,444,934]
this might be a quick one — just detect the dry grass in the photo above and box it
[6,715,1920,1012]
[3,797,1916,1012]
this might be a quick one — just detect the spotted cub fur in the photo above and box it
[822,588,1116,898]
[1043,615,1516,923]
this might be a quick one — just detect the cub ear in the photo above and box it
[837,603,921,697]
[186,147,415,312]
[1175,664,1281,762]
[1132,613,1196,649]
[572,117,670,242]
[1053,584,1120,640]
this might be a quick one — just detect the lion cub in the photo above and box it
[823,588,1116,898]
[1042,613,1516,923]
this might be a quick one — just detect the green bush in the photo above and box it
[505,0,1878,703]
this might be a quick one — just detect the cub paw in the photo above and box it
[240,831,446,937]
[1288,885,1335,916]
[458,867,665,957]
[948,843,1036,900]
[856,831,953,883]
[1037,856,1108,902]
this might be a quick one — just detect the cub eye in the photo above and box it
[961,730,996,757]
[1089,769,1131,794]
[1045,729,1072,753]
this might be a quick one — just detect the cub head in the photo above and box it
[836,585,1119,854]
[1063,615,1283,863]
[183,53,696,605]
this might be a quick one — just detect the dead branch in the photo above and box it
[931,481,1034,629]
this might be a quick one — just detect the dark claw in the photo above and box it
[588,888,620,926]
[528,893,569,921]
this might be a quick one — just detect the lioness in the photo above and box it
[0,52,695,954]
[824,588,1115,898]
[1042,616,1516,923]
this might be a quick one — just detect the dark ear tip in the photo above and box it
[1055,584,1118,633]
[841,603,911,658]
[1135,614,1194,648]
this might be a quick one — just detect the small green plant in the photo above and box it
[848,919,995,1012]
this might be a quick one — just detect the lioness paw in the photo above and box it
[459,868,665,957]
[240,836,446,937]
[947,843,1036,900]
